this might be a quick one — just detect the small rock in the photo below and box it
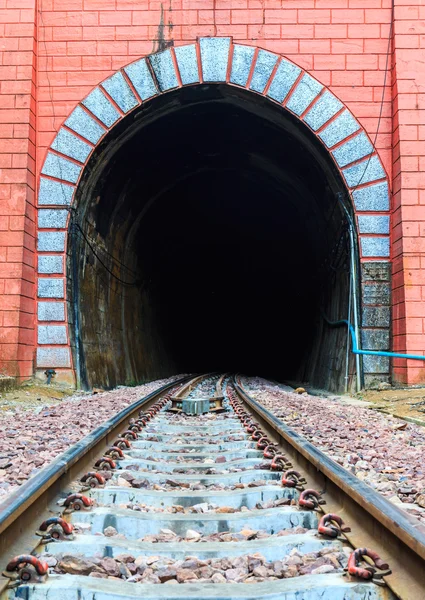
[176,569,197,582]
[185,529,201,540]
[103,526,118,537]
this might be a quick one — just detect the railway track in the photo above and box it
[0,373,424,599]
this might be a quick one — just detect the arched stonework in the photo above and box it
[36,37,391,386]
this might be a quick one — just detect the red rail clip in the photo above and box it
[318,513,351,538]
[346,548,391,585]
[298,488,326,509]
[3,555,49,586]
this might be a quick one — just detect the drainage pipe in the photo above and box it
[323,315,425,362]
[336,193,362,391]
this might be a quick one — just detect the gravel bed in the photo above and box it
[0,376,185,501]
[42,545,348,583]
[242,376,425,524]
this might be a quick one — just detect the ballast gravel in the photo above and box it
[242,377,425,524]
[44,545,349,583]
[0,376,185,502]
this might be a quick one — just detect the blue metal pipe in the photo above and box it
[324,315,425,361]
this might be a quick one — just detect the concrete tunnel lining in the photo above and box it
[68,85,356,392]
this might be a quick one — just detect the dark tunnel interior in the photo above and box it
[68,84,355,392]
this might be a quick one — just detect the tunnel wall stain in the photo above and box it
[35,39,391,390]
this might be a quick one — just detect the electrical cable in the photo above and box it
[349,0,394,194]
[73,224,139,287]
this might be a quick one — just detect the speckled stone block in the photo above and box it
[230,45,255,87]
[332,132,373,168]
[38,302,65,322]
[38,209,69,229]
[38,231,66,252]
[148,49,179,92]
[125,58,158,101]
[65,105,106,145]
[361,329,390,350]
[38,278,64,299]
[286,74,322,116]
[361,236,390,258]
[51,128,92,164]
[342,155,386,188]
[318,110,360,148]
[362,283,391,305]
[175,44,199,85]
[352,181,389,211]
[82,87,120,127]
[37,347,71,368]
[303,91,343,131]
[38,325,67,345]
[38,178,74,206]
[361,261,391,282]
[38,256,64,274]
[41,152,82,184]
[200,37,231,82]
[102,71,138,113]
[358,215,390,234]
[362,306,390,328]
[249,50,278,93]
[267,59,301,104]
[363,355,390,374]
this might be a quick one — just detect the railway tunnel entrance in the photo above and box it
[70,84,355,392]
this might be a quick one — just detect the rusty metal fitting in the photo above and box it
[105,446,124,460]
[270,454,291,470]
[36,517,74,541]
[263,444,278,459]
[121,430,138,440]
[114,438,131,450]
[346,548,391,585]
[251,429,264,441]
[63,493,93,512]
[80,471,105,489]
[3,556,49,586]
[298,488,326,510]
[246,422,258,434]
[94,456,117,470]
[256,436,270,450]
[318,513,351,538]
[129,423,143,433]
[281,469,307,490]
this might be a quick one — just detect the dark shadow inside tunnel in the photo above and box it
[68,84,357,392]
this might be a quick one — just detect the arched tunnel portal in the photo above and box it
[69,84,355,392]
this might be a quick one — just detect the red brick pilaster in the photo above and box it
[391,1,425,384]
[0,1,37,379]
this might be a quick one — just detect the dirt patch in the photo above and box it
[358,388,425,423]
[0,382,74,412]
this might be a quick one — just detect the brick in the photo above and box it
[100,10,132,25]
[281,24,314,38]
[315,24,347,38]
[298,9,330,23]
[314,54,345,70]
[231,9,262,23]
[331,8,363,23]
[331,39,363,53]
[264,9,297,23]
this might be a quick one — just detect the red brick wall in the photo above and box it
[0,0,37,379]
[1,1,424,384]
[391,0,425,384]
[35,0,393,176]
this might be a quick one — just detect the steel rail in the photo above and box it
[0,375,191,594]
[233,375,425,599]
[172,372,216,399]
